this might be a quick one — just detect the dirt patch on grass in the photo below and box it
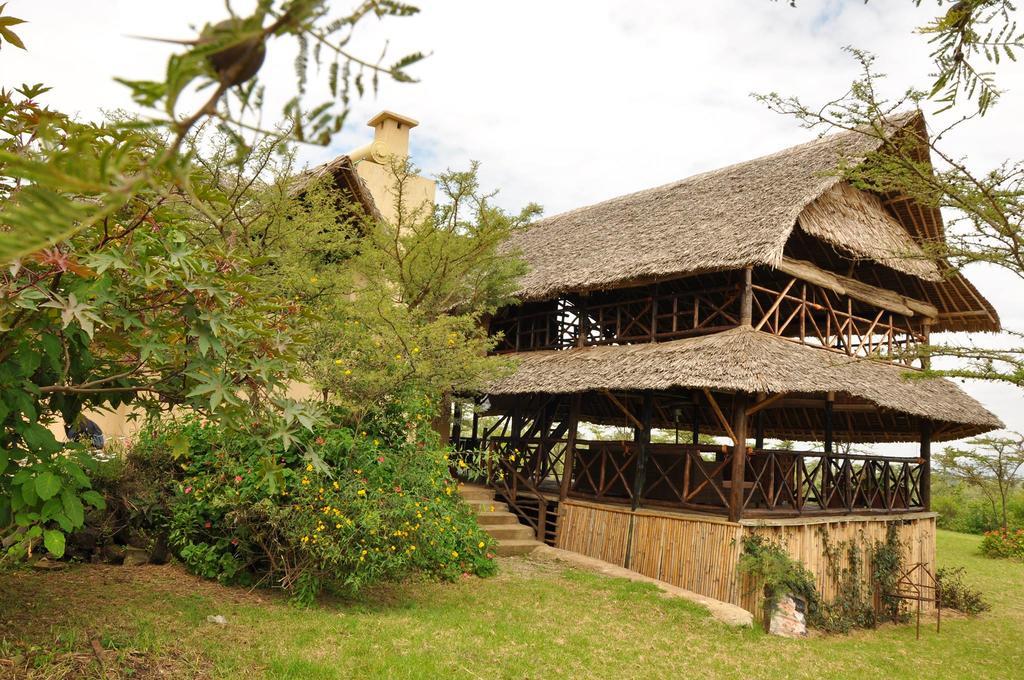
[0,563,259,678]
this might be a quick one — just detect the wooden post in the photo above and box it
[741,267,753,326]
[691,391,701,446]
[754,400,765,451]
[921,419,932,510]
[728,394,750,523]
[451,401,463,444]
[631,393,654,511]
[470,407,480,448]
[824,392,835,455]
[823,392,834,507]
[559,394,583,502]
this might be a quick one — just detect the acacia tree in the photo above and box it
[0,2,424,559]
[760,1,1024,388]
[938,434,1024,528]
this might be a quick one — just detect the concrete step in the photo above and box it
[485,524,536,541]
[466,499,507,513]
[495,539,543,557]
[476,510,520,526]
[459,484,494,502]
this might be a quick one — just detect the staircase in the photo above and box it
[460,484,542,557]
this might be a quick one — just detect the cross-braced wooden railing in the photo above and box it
[751,277,927,368]
[489,285,743,353]
[459,435,927,518]
[742,449,925,514]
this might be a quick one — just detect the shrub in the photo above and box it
[936,567,990,615]
[115,397,496,604]
[979,528,1024,560]
[738,535,822,631]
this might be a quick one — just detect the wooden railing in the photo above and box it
[752,277,927,368]
[456,438,927,518]
[489,285,742,353]
[487,272,929,370]
[743,449,925,515]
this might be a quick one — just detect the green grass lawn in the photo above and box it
[1,530,1021,679]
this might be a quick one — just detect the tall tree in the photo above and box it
[938,434,1024,528]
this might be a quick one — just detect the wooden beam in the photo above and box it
[741,267,753,325]
[728,394,750,523]
[746,392,788,416]
[702,389,737,445]
[559,394,582,503]
[602,390,644,430]
[631,393,654,511]
[920,419,932,511]
[778,257,938,319]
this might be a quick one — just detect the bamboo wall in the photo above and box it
[556,499,936,615]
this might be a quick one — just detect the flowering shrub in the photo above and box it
[126,398,496,604]
[979,528,1024,560]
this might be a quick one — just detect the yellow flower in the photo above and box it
[357,489,366,496]
[412,347,420,354]
[451,551,459,558]
[395,354,403,360]
[306,464,313,472]
[310,276,318,283]
[344,369,352,376]
[478,541,485,549]
[301,477,310,485]
[334,358,343,365]
[332,481,340,490]
[336,523,341,529]
[373,439,379,446]
[361,549,368,556]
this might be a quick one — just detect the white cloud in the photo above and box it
[5,0,1023,441]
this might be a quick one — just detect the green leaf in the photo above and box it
[0,449,8,474]
[34,471,62,501]
[21,479,38,506]
[40,497,61,520]
[43,530,66,558]
[81,490,106,510]
[168,434,191,460]
[61,488,85,528]
[22,423,61,453]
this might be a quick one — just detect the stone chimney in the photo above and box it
[349,110,435,223]
[349,110,419,164]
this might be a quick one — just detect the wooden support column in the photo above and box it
[510,406,523,453]
[559,394,583,502]
[631,393,654,511]
[728,394,750,523]
[470,405,480,448]
[691,391,701,446]
[823,392,835,508]
[754,394,765,450]
[451,401,463,444]
[921,419,932,510]
[740,266,753,326]
[824,392,835,455]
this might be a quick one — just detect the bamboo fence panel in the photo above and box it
[557,500,936,615]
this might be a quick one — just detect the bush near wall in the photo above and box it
[94,397,496,604]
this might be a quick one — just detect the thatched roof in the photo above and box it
[797,181,939,280]
[505,112,998,332]
[291,155,381,220]
[484,327,1001,442]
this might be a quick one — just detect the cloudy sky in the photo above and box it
[5,0,1023,445]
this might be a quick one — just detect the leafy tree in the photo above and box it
[1,0,423,261]
[938,434,1024,528]
[0,2,424,559]
[773,1,1023,114]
